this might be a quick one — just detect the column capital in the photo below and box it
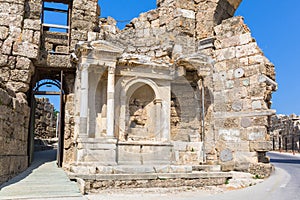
[154,99,163,104]
[79,63,90,71]
[108,65,116,74]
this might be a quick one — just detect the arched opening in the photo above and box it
[28,72,65,167]
[126,84,156,141]
[95,71,108,138]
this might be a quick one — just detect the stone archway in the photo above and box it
[28,71,66,167]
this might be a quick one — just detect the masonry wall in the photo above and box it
[86,0,275,173]
[34,97,57,139]
[211,16,276,171]
[0,79,30,185]
[0,0,40,185]
[0,0,276,180]
[1,0,98,170]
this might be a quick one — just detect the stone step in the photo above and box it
[70,171,233,193]
[70,164,222,175]
[192,165,221,172]
[69,171,232,181]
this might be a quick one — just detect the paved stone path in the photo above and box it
[0,150,84,200]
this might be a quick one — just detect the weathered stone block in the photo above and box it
[218,129,240,142]
[234,152,257,171]
[236,42,261,58]
[55,45,69,53]
[47,54,71,68]
[12,42,38,58]
[0,13,23,27]
[0,26,9,40]
[215,47,235,61]
[252,100,262,110]
[241,117,252,128]
[174,8,195,19]
[23,19,41,31]
[221,160,234,172]
[21,29,33,43]
[6,81,29,93]
[0,88,12,105]
[0,54,8,67]
[249,141,272,152]
[11,69,31,83]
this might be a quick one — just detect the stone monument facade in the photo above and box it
[0,0,276,186]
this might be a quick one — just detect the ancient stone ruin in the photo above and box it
[0,77,29,184]
[0,0,277,187]
[270,114,300,152]
[34,97,57,139]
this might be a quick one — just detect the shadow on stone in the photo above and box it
[0,149,57,190]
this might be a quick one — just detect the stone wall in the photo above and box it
[0,0,38,185]
[1,0,98,167]
[270,114,300,151]
[211,16,276,171]
[83,0,276,173]
[34,97,57,139]
[0,78,30,185]
[0,0,39,92]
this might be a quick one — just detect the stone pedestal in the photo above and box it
[76,138,118,165]
[117,141,173,165]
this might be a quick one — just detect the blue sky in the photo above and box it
[45,1,300,115]
[235,1,300,115]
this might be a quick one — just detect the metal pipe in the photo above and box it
[201,77,206,163]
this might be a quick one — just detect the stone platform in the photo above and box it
[67,164,232,193]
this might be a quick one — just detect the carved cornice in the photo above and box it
[175,52,213,77]
[75,40,124,65]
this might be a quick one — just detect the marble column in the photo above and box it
[79,63,89,138]
[106,65,116,137]
[154,99,162,140]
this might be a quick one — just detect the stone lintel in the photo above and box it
[117,141,173,146]
[77,137,117,144]
[118,70,173,80]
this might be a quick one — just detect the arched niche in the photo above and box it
[115,77,168,142]
[94,71,108,138]
[126,84,156,141]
